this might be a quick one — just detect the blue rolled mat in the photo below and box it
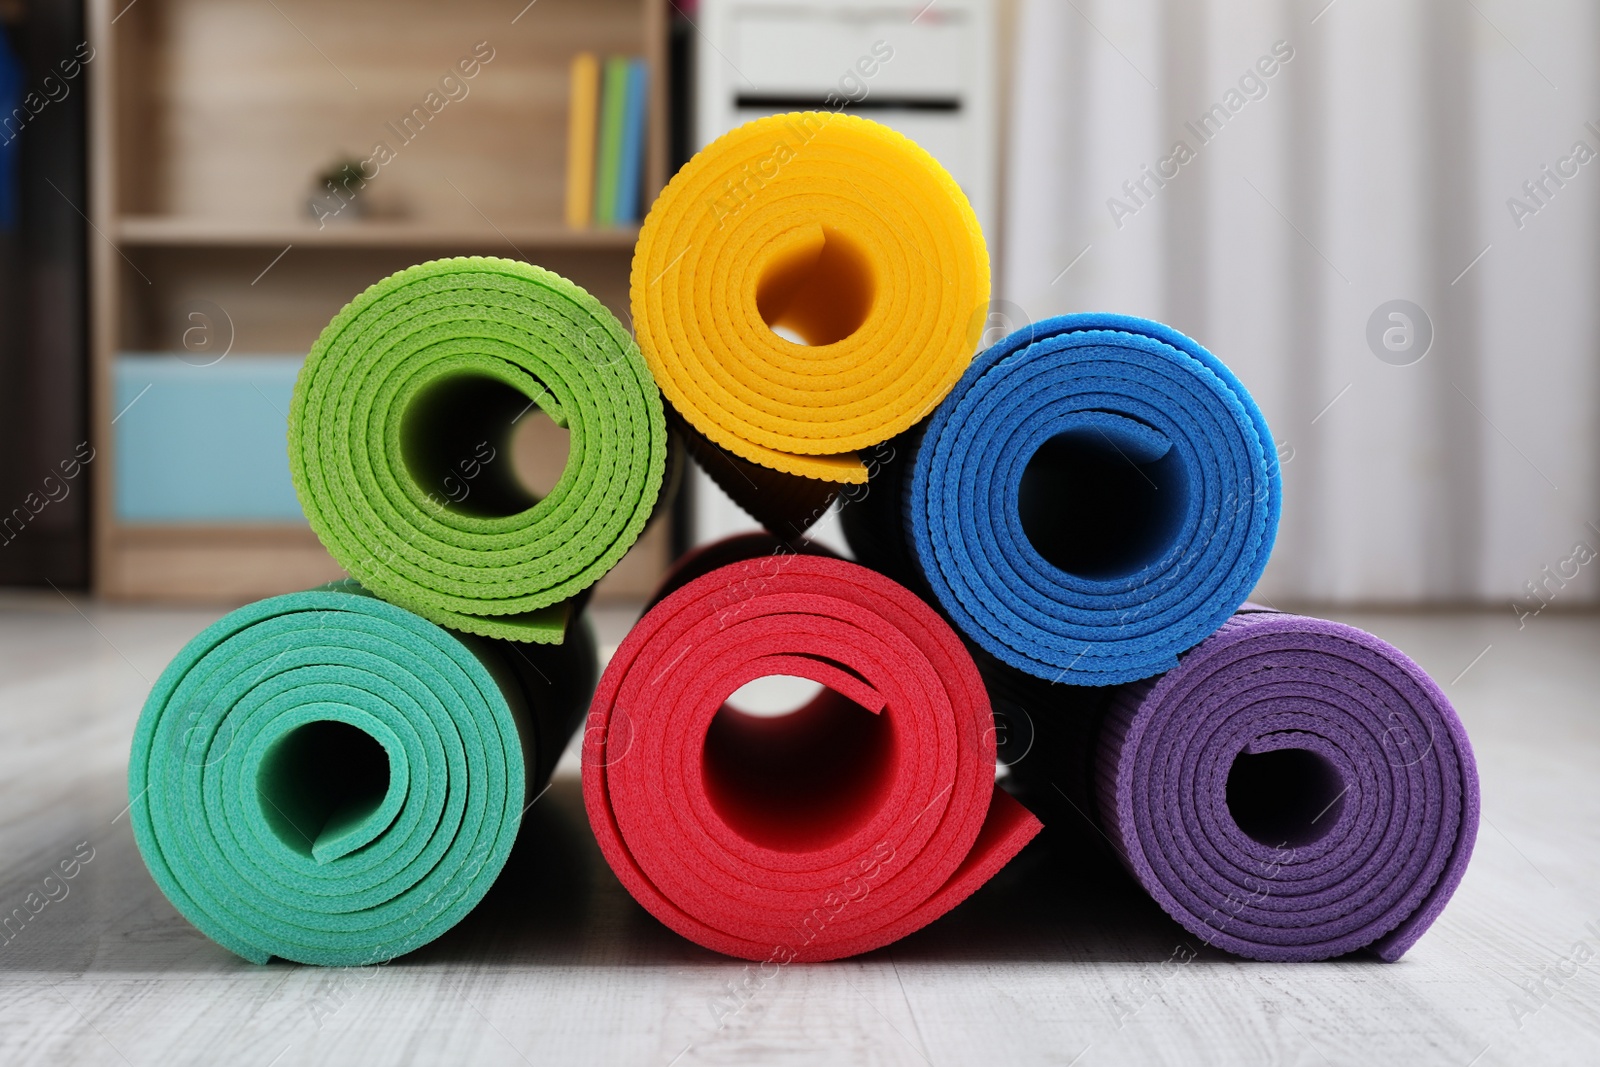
[896,313,1279,686]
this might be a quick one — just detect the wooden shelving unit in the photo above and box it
[116,216,643,250]
[87,0,669,602]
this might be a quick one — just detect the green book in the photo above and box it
[593,56,630,226]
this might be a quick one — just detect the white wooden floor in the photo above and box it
[0,592,1596,1066]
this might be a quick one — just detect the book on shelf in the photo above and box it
[593,56,630,227]
[614,59,649,225]
[566,52,649,229]
[564,52,600,229]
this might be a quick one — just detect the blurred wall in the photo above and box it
[1005,0,1599,607]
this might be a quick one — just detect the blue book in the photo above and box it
[614,59,649,224]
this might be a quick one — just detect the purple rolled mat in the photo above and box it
[1096,607,1480,961]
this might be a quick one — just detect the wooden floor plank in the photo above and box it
[0,595,1596,1065]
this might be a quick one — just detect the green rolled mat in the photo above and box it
[289,256,669,643]
[127,581,596,966]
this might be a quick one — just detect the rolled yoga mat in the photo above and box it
[290,256,669,643]
[630,112,989,536]
[127,582,596,966]
[847,313,1280,686]
[582,535,1042,962]
[1009,607,1479,962]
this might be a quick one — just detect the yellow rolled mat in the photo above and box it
[631,112,989,533]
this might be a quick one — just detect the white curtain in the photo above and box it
[1004,0,1599,606]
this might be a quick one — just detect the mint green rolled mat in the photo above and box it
[289,256,668,643]
[127,581,595,966]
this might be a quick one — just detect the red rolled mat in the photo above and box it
[582,536,1042,962]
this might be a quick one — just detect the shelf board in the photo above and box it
[116,216,641,251]
[102,522,343,602]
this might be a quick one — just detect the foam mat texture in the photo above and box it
[1008,607,1479,962]
[127,582,595,965]
[582,535,1041,962]
[290,256,668,642]
[854,313,1279,686]
[631,112,988,533]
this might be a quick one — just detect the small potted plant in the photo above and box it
[308,156,370,227]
